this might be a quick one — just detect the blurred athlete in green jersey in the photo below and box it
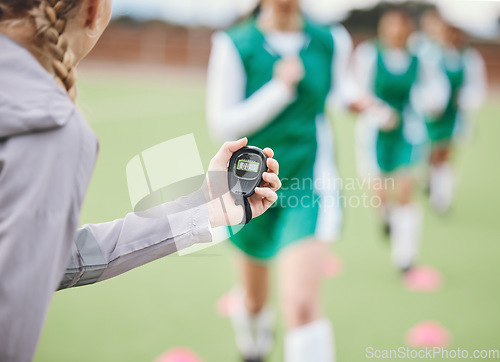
[206,0,358,360]
[353,11,449,272]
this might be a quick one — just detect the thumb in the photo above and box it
[214,137,248,164]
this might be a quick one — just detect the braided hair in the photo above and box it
[0,0,82,101]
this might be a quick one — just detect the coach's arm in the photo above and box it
[57,190,212,290]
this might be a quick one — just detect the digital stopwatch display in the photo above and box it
[228,146,267,198]
[237,159,259,173]
[235,155,261,180]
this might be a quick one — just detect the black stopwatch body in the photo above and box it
[228,146,268,199]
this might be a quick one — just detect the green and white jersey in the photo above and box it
[353,38,450,174]
[426,46,487,142]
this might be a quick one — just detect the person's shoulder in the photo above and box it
[329,24,353,52]
[305,20,331,35]
[305,20,335,53]
[222,19,262,59]
[305,20,333,40]
[353,39,378,68]
[0,33,78,136]
[462,46,484,64]
[225,19,257,43]
[356,39,377,54]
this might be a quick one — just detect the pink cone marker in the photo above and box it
[216,289,240,317]
[404,266,443,292]
[155,347,203,362]
[406,321,451,348]
[322,252,343,278]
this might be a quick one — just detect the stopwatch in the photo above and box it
[228,146,268,224]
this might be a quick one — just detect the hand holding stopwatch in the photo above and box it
[227,146,268,224]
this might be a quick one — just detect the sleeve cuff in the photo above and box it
[173,189,213,250]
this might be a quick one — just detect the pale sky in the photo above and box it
[111,0,500,38]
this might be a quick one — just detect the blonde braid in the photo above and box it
[30,0,78,101]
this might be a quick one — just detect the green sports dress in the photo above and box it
[225,20,336,260]
[425,51,465,143]
[372,42,420,173]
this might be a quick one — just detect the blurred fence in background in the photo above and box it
[86,24,211,68]
[84,21,500,83]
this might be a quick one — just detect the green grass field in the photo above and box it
[34,69,500,362]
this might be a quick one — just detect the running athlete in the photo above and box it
[206,0,355,361]
[352,11,449,272]
[424,23,487,213]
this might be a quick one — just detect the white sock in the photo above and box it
[284,319,335,362]
[230,291,274,359]
[430,163,454,214]
[389,204,423,271]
